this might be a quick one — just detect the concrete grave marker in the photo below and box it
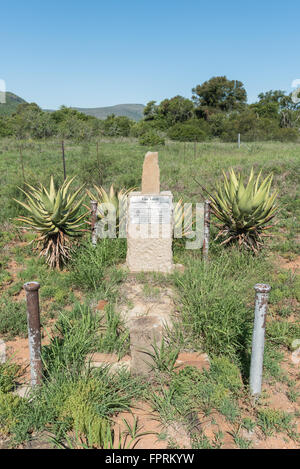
[126,152,174,273]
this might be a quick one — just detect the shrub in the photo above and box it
[208,113,227,137]
[168,122,207,142]
[103,115,133,137]
[130,120,156,138]
[220,111,280,142]
[138,132,165,146]
[271,127,299,142]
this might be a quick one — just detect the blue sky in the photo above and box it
[1,0,299,109]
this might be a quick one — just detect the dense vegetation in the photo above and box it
[1,76,300,143]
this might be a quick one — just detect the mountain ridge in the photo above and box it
[0,92,145,120]
[72,103,145,121]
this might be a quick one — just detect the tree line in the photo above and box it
[1,76,299,143]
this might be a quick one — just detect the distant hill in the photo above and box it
[0,92,26,116]
[0,92,145,121]
[72,103,145,121]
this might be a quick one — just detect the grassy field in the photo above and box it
[0,137,299,448]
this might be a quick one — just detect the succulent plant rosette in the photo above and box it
[15,176,87,268]
[86,184,134,233]
[173,199,194,239]
[209,168,278,253]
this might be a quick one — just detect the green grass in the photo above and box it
[96,303,130,358]
[42,303,100,377]
[150,357,242,427]
[173,249,272,365]
[0,299,144,446]
[69,238,126,292]
[257,408,294,437]
[263,344,287,382]
[0,295,28,338]
[0,362,21,393]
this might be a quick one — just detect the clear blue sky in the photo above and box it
[1,0,299,109]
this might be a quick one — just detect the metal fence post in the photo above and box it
[23,281,42,387]
[61,139,66,180]
[238,133,241,148]
[249,283,271,396]
[91,200,98,246]
[203,199,211,261]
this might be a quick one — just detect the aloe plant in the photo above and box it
[15,176,87,268]
[209,168,278,253]
[87,184,133,230]
[173,199,194,238]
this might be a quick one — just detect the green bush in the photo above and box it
[138,132,165,146]
[220,111,280,142]
[168,122,207,142]
[130,120,157,137]
[103,115,133,137]
[271,127,299,142]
